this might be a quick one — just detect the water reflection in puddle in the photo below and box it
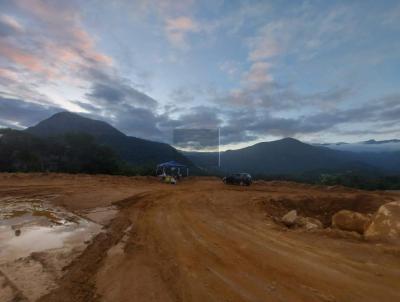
[0,197,102,264]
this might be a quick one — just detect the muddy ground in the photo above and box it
[0,173,399,302]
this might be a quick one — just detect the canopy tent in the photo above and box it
[156,161,189,177]
[157,161,187,169]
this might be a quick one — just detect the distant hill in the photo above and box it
[184,138,399,175]
[314,139,400,153]
[363,139,400,145]
[26,112,192,167]
[221,138,382,174]
[5,111,399,178]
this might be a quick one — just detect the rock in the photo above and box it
[304,222,319,230]
[297,217,323,230]
[364,201,400,244]
[321,227,362,240]
[282,210,297,227]
[332,210,370,234]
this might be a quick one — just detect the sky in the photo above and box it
[0,0,399,150]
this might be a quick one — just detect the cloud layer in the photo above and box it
[0,0,399,148]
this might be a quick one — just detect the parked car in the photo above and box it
[223,173,252,186]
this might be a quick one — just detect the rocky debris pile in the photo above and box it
[281,210,323,230]
[327,201,400,245]
[297,217,323,230]
[332,210,371,234]
[364,201,400,244]
[274,196,400,245]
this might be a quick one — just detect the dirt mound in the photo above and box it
[262,193,391,226]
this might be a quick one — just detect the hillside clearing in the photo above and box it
[0,174,399,302]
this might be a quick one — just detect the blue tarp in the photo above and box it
[157,160,187,168]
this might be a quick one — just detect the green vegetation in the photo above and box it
[1,128,399,190]
[26,111,193,168]
[318,172,400,190]
[251,171,400,190]
[0,129,150,175]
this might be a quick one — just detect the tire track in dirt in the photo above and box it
[30,179,400,302]
[36,193,154,302]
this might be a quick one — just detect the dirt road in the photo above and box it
[1,174,400,302]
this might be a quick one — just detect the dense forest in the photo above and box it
[0,129,153,175]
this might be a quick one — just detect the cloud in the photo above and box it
[243,61,274,88]
[173,128,219,150]
[0,94,165,143]
[212,2,363,145]
[0,0,158,114]
[0,14,23,36]
[165,16,200,49]
[169,87,196,103]
[0,1,399,147]
[0,1,165,141]
[0,68,18,82]
[107,105,165,141]
[240,4,356,90]
[134,0,195,19]
[0,96,60,128]
[86,80,158,109]
[219,60,240,77]
[166,16,198,32]
[159,106,221,130]
[0,43,52,77]
[13,0,82,30]
[216,83,347,111]
[0,0,112,87]
[203,92,400,145]
[248,24,282,61]
[1,90,398,148]
[240,21,288,90]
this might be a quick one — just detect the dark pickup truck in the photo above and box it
[223,173,252,186]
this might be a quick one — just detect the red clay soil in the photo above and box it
[0,174,399,302]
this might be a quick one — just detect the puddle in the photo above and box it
[0,197,102,264]
[0,197,104,301]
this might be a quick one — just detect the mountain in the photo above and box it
[26,112,192,167]
[185,138,387,175]
[26,111,125,138]
[221,138,382,174]
[314,139,400,153]
[18,112,400,176]
[363,139,400,145]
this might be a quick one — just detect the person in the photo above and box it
[170,176,177,184]
[157,168,166,181]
